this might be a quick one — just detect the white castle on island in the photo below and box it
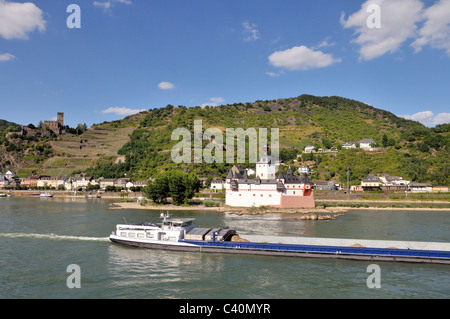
[224,149,315,208]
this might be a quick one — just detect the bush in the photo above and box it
[202,200,221,207]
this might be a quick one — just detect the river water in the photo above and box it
[0,197,449,299]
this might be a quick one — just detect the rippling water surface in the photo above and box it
[0,197,449,299]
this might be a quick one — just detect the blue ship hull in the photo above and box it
[110,236,450,264]
[180,240,450,264]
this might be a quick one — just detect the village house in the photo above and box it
[72,174,94,190]
[210,179,224,191]
[409,183,433,193]
[57,177,68,189]
[361,176,382,191]
[125,180,147,190]
[314,180,336,191]
[4,170,17,180]
[379,174,409,186]
[298,165,312,174]
[37,176,67,189]
[98,178,116,190]
[379,174,410,192]
[125,181,134,189]
[7,178,21,188]
[304,145,315,153]
[351,185,363,192]
[0,175,9,188]
[350,173,441,193]
[342,142,357,149]
[36,176,50,188]
[64,178,74,191]
[96,178,132,190]
[432,186,449,193]
[114,178,131,189]
[21,176,40,188]
[0,170,19,188]
[359,139,376,150]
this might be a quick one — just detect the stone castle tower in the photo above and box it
[44,112,65,135]
[57,112,64,127]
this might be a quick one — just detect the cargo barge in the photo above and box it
[109,214,450,265]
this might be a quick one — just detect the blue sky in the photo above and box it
[1,0,449,128]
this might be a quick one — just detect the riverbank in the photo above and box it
[107,201,450,216]
[3,190,449,213]
[1,190,133,199]
[109,202,219,211]
[108,202,349,220]
[109,202,348,213]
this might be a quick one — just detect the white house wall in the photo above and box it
[225,187,282,207]
[224,182,310,207]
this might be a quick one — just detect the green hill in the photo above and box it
[1,94,449,186]
[86,95,449,186]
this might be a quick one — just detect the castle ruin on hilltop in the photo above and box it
[43,112,65,135]
[18,112,66,137]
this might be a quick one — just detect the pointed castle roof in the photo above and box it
[226,166,246,180]
[226,165,311,186]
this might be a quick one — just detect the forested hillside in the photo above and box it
[85,95,449,186]
[0,120,55,174]
[1,95,448,186]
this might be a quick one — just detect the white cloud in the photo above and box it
[0,0,46,40]
[434,113,450,125]
[201,97,225,108]
[158,82,175,90]
[94,0,132,13]
[268,45,341,71]
[412,0,450,56]
[0,53,15,62]
[101,107,146,116]
[341,0,423,61]
[210,97,225,104]
[242,21,260,42]
[400,111,450,126]
[93,1,111,11]
[266,72,280,77]
[314,38,336,49]
[401,111,434,126]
